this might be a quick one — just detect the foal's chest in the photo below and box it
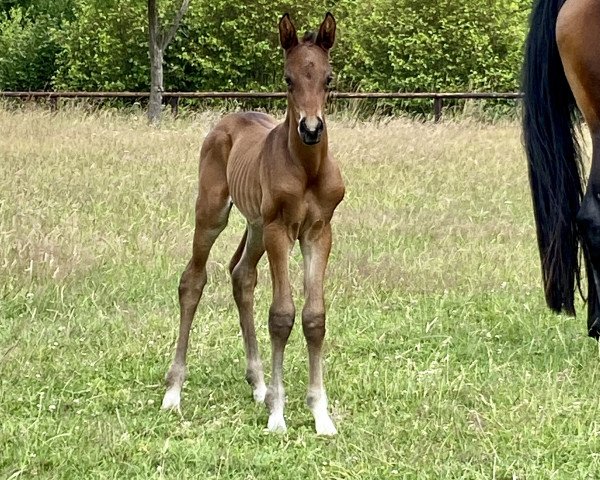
[257,157,345,237]
[294,181,345,234]
[303,188,337,220]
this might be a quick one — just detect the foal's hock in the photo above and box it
[162,12,344,435]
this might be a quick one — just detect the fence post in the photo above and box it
[433,97,443,122]
[167,96,179,117]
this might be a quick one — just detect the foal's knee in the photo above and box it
[268,304,295,341]
[302,309,325,345]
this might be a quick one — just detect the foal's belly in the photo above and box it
[226,147,263,225]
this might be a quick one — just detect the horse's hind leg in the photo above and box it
[578,135,600,337]
[162,131,232,410]
[230,224,267,402]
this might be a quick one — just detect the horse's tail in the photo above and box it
[522,0,584,315]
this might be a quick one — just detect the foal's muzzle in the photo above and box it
[298,117,324,145]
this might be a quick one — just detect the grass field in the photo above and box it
[2,107,600,479]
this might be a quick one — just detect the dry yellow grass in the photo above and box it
[1,107,537,294]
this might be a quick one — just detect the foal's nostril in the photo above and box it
[299,118,307,133]
[315,117,324,133]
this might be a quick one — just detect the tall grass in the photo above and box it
[1,106,599,479]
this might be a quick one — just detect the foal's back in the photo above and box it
[206,111,277,155]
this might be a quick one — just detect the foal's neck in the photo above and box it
[285,111,328,179]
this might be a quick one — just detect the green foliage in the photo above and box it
[1,0,532,94]
[165,1,345,91]
[0,0,75,17]
[336,0,530,92]
[53,0,149,91]
[166,0,283,92]
[0,7,58,90]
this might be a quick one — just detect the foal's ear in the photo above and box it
[279,13,299,51]
[316,12,336,52]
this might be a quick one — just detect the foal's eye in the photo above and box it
[284,76,292,88]
[326,75,333,87]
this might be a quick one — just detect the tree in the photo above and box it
[147,0,189,125]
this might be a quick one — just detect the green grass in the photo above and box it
[2,107,600,479]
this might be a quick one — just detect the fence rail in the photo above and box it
[0,91,524,121]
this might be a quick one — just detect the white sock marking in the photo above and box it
[161,387,181,411]
[267,410,287,433]
[310,392,337,436]
[253,383,267,403]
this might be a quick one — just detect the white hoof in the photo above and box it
[161,388,181,411]
[253,384,267,403]
[315,415,337,436]
[266,413,287,433]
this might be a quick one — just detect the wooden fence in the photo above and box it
[0,91,524,122]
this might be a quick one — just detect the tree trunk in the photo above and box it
[147,0,189,126]
[147,0,162,125]
[148,43,164,125]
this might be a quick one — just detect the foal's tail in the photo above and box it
[522,0,584,315]
[229,227,248,274]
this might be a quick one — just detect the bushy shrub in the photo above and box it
[53,0,149,91]
[1,0,532,95]
[0,7,58,90]
[149,0,337,92]
[336,0,529,92]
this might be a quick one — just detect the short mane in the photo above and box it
[302,31,317,43]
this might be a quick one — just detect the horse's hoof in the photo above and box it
[266,414,287,433]
[588,317,600,340]
[161,388,181,411]
[315,416,337,436]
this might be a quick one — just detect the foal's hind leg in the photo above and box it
[300,223,337,435]
[230,224,267,402]
[162,133,231,411]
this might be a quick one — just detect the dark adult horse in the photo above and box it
[523,0,600,337]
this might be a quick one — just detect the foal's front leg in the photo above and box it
[263,221,296,433]
[300,223,337,435]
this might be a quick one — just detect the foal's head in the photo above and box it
[279,13,336,146]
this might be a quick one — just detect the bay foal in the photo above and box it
[162,13,344,435]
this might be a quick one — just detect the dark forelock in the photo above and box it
[302,31,317,43]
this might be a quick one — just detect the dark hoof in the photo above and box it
[588,318,600,340]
